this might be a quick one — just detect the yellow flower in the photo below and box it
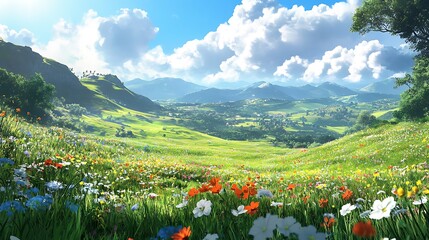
[416,180,422,186]
[423,189,429,195]
[412,186,419,194]
[397,187,405,197]
[79,181,84,186]
[406,181,410,185]
[407,191,413,198]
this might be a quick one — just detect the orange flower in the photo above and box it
[287,184,296,190]
[26,112,30,116]
[15,108,21,113]
[321,216,335,228]
[232,183,256,199]
[319,198,328,208]
[54,163,63,169]
[211,183,222,194]
[0,111,5,117]
[188,188,199,197]
[339,186,346,191]
[352,221,376,238]
[303,195,310,204]
[209,177,220,186]
[171,226,191,240]
[44,159,53,166]
[198,184,211,193]
[342,189,353,201]
[244,201,259,215]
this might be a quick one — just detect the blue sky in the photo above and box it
[0,0,414,87]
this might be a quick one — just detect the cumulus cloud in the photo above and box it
[1,0,413,86]
[0,25,36,46]
[34,8,159,75]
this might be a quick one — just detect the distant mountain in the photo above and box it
[124,78,206,100]
[0,40,94,106]
[360,79,408,95]
[179,88,241,103]
[317,82,356,96]
[179,81,357,103]
[81,74,161,112]
[336,92,400,103]
[0,40,160,113]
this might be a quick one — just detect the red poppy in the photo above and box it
[244,201,259,215]
[352,221,376,238]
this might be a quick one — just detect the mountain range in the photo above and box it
[125,78,206,101]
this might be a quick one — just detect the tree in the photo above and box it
[351,0,429,56]
[352,0,429,119]
[394,57,429,119]
[18,73,55,116]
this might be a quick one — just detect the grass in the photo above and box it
[1,108,428,239]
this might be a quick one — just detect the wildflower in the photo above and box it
[270,201,283,207]
[412,196,428,205]
[15,108,21,113]
[65,201,79,213]
[211,183,222,194]
[287,184,296,190]
[248,214,279,240]
[319,198,329,208]
[23,150,30,157]
[46,181,64,192]
[303,195,310,204]
[256,189,273,198]
[396,187,405,197]
[199,184,211,193]
[411,186,419,194]
[148,193,158,199]
[176,199,188,209]
[340,203,356,216]
[342,189,353,200]
[244,201,259,215]
[156,226,182,239]
[202,233,219,240]
[0,111,5,117]
[171,226,191,240]
[209,177,220,186]
[0,158,14,166]
[44,159,53,166]
[0,200,25,216]
[360,210,371,218]
[369,196,396,220]
[277,216,300,236]
[295,225,326,240]
[352,221,376,238]
[231,205,247,216]
[26,195,53,211]
[321,215,335,228]
[131,203,139,211]
[193,199,212,218]
[188,188,199,197]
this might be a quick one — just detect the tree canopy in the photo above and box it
[351,0,429,56]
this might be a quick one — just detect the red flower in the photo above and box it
[287,183,296,190]
[244,201,259,215]
[171,226,191,240]
[188,188,199,197]
[44,159,53,166]
[352,221,376,238]
[342,189,353,201]
[211,183,222,194]
[54,163,63,169]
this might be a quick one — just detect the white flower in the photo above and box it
[249,214,279,240]
[369,196,396,220]
[413,196,427,205]
[377,190,386,195]
[340,203,356,216]
[295,225,326,240]
[46,181,64,192]
[193,199,212,218]
[176,199,188,208]
[202,233,219,240]
[231,205,247,216]
[270,201,283,207]
[148,193,158,199]
[276,216,299,236]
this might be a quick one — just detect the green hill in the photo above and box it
[80,74,161,112]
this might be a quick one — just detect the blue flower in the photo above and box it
[65,201,79,213]
[0,158,14,166]
[156,226,182,239]
[0,200,25,216]
[131,203,139,211]
[26,195,53,211]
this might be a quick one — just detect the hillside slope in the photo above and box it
[0,40,94,105]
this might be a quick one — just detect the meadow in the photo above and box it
[1,108,428,239]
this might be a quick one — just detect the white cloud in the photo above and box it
[0,25,36,46]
